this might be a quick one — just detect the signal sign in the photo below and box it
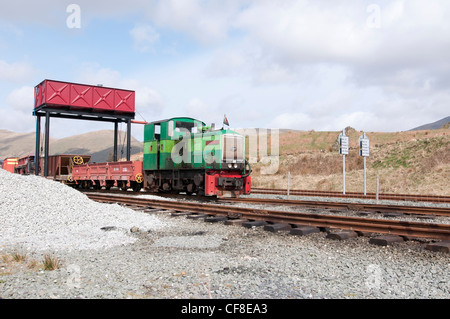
[339,135,349,155]
[359,135,370,157]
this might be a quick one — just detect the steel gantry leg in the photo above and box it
[35,115,41,176]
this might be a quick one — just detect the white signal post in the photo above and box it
[339,130,349,195]
[359,132,370,196]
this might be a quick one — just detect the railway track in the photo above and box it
[85,193,450,241]
[253,188,450,204]
[80,189,450,218]
[220,197,450,218]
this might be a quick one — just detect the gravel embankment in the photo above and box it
[0,168,448,299]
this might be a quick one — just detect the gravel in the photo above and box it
[0,169,169,252]
[1,168,449,300]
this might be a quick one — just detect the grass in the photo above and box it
[42,254,62,271]
[11,250,27,263]
[250,127,450,195]
[0,251,62,277]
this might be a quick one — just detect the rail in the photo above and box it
[252,188,450,203]
[86,193,450,241]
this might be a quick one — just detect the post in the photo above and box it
[339,129,349,195]
[35,115,41,176]
[343,154,346,195]
[113,121,118,162]
[376,170,379,202]
[364,156,367,196]
[287,171,291,200]
[44,111,50,177]
[359,132,370,196]
[127,119,131,161]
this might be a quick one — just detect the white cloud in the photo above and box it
[205,50,247,77]
[253,63,295,86]
[149,0,245,44]
[184,98,209,119]
[130,24,160,52]
[75,63,122,88]
[0,86,35,134]
[1,0,449,135]
[0,60,35,82]
[135,86,164,115]
[6,86,34,112]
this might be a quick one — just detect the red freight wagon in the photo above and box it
[2,157,18,173]
[71,161,143,192]
[39,154,92,181]
[108,161,143,185]
[15,155,35,175]
[34,80,135,114]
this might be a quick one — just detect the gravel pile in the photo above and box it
[0,169,448,300]
[0,169,169,253]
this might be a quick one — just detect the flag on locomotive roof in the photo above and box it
[223,114,230,126]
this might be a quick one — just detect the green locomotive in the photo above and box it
[143,117,251,198]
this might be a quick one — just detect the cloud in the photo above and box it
[75,63,122,88]
[0,60,35,83]
[130,24,160,52]
[0,86,35,134]
[184,98,210,119]
[148,0,246,44]
[1,0,448,135]
[135,86,164,116]
[205,50,247,77]
[235,1,450,68]
[6,86,34,112]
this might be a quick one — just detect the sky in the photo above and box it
[0,0,449,141]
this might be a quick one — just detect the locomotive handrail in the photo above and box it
[242,159,252,178]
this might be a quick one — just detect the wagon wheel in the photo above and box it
[73,156,84,165]
[135,173,144,184]
[67,175,73,183]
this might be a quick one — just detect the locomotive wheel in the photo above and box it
[186,183,195,196]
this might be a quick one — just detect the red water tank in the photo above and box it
[34,80,135,114]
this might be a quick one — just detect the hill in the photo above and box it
[410,116,450,131]
[0,130,143,163]
[250,126,449,196]
[2,125,449,196]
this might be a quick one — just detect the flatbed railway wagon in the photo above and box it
[71,160,143,192]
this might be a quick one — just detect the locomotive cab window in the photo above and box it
[223,134,244,163]
[176,121,195,133]
[154,124,161,140]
